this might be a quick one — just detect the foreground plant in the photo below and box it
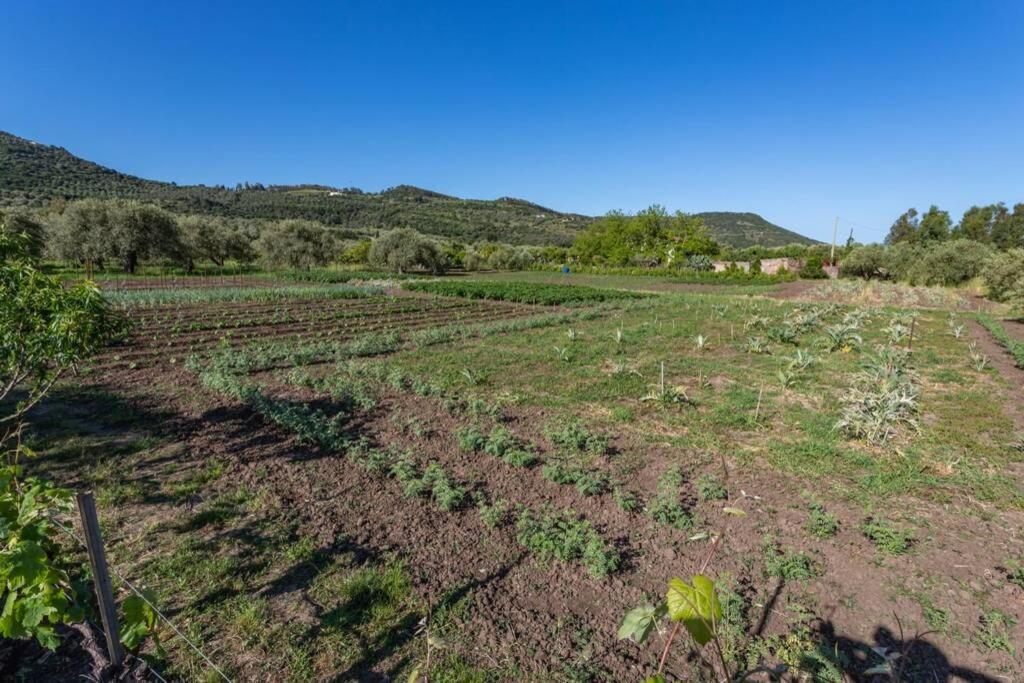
[619,538,735,682]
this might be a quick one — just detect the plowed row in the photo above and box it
[94,294,541,369]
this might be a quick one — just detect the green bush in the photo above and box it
[905,239,994,286]
[982,248,1024,308]
[798,254,828,279]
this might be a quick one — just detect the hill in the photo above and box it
[0,131,816,248]
[695,211,819,248]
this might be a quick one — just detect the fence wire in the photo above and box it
[51,516,233,683]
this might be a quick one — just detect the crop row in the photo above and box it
[194,358,620,577]
[106,283,380,308]
[402,279,649,306]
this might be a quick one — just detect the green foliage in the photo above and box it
[860,517,914,555]
[905,239,994,286]
[839,244,887,279]
[2,231,126,427]
[544,421,609,455]
[368,228,447,274]
[975,610,1016,653]
[695,474,727,502]
[541,463,609,496]
[50,198,190,273]
[666,575,723,646]
[836,348,919,443]
[256,219,338,269]
[762,538,819,581]
[0,468,84,649]
[456,426,486,453]
[571,206,719,266]
[806,503,839,539]
[982,249,1024,310]
[515,507,619,578]
[120,591,159,651]
[613,487,642,512]
[403,279,644,306]
[798,254,827,279]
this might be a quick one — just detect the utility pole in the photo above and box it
[830,216,839,266]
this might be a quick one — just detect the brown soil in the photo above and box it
[42,349,1024,681]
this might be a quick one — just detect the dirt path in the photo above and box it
[970,319,1024,434]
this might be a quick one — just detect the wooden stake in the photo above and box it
[76,491,124,670]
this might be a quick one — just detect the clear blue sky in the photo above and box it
[3,1,1022,243]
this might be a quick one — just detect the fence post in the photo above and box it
[76,491,124,670]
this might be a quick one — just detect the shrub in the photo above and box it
[983,248,1024,308]
[798,254,827,279]
[545,421,609,455]
[456,426,486,452]
[840,244,888,279]
[763,538,819,580]
[905,239,994,286]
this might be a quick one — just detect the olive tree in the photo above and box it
[257,219,338,269]
[49,199,188,273]
[368,228,447,274]
[180,215,257,267]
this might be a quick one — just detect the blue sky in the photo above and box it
[2,1,1022,243]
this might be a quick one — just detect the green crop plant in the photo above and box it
[514,507,619,578]
[456,426,486,453]
[545,420,609,455]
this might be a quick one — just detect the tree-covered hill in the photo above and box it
[696,211,819,248]
[1,130,816,248]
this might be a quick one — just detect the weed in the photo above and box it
[861,517,914,555]
[613,487,642,512]
[975,610,1016,653]
[763,537,819,581]
[806,503,839,539]
[695,474,727,501]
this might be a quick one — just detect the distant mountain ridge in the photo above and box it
[0,130,817,248]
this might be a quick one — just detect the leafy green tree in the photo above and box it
[905,239,993,286]
[0,210,46,259]
[257,219,338,269]
[1,232,127,649]
[840,244,888,279]
[983,249,1024,307]
[954,205,997,242]
[885,208,919,244]
[340,238,372,264]
[917,205,951,243]
[180,215,256,267]
[49,199,188,273]
[991,203,1024,250]
[571,206,718,266]
[368,228,447,273]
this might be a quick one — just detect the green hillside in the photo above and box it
[696,211,819,248]
[1,130,816,248]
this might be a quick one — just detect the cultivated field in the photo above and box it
[24,274,1024,681]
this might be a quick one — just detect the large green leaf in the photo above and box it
[618,603,667,644]
[665,575,722,646]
